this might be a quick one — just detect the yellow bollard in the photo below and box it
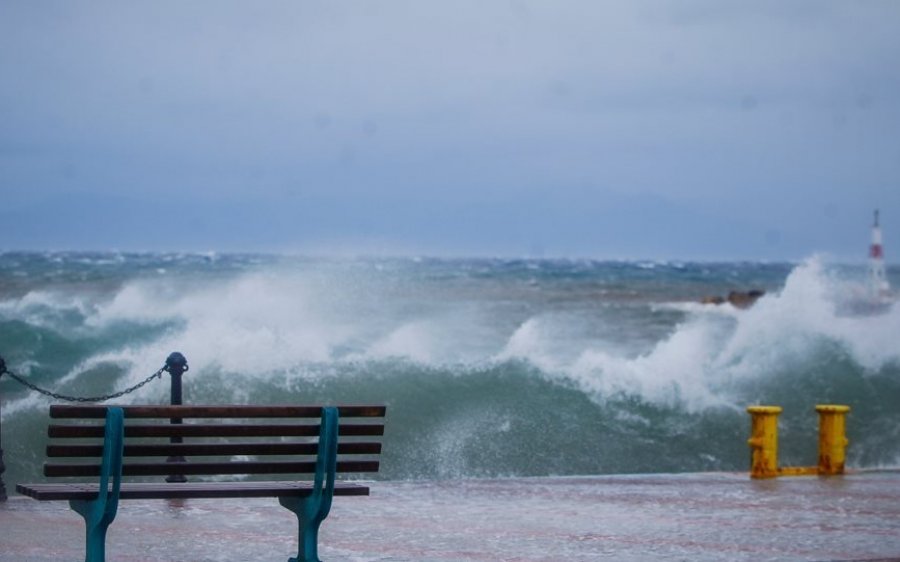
[747,406,782,479]
[816,404,850,475]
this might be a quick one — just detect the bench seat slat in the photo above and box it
[47,442,382,458]
[17,481,370,501]
[50,405,386,419]
[45,460,380,477]
[49,423,385,439]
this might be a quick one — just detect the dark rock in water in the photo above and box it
[700,290,765,309]
[728,290,765,309]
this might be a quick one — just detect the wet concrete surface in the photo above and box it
[2,471,899,561]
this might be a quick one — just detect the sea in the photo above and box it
[2,252,899,490]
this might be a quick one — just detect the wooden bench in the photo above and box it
[16,404,386,562]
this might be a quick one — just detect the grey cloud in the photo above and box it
[1,1,898,258]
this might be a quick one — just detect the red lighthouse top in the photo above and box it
[870,210,884,259]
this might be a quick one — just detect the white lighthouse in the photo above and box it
[869,209,891,297]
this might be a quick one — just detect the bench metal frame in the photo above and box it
[17,404,385,562]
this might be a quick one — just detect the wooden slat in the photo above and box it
[17,481,370,501]
[39,404,385,492]
[50,404,386,419]
[44,460,380,477]
[49,423,385,439]
[47,442,382,458]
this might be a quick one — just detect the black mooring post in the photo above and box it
[164,352,188,483]
[0,356,7,501]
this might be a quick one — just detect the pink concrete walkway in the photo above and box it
[2,471,899,561]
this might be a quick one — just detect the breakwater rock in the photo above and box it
[700,289,765,309]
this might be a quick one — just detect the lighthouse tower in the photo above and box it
[869,209,890,297]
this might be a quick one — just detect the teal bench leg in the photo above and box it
[279,407,338,562]
[69,407,124,562]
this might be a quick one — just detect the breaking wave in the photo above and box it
[1,254,899,487]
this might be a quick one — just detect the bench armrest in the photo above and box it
[96,407,125,522]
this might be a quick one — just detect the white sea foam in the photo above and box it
[4,256,898,415]
[494,317,560,372]
[82,270,505,378]
[0,290,95,329]
[88,273,356,374]
[495,256,900,411]
[570,318,735,410]
[363,321,441,364]
[716,257,900,374]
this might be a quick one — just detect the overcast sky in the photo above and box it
[2,1,899,260]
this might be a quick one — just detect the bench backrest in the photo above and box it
[44,405,385,480]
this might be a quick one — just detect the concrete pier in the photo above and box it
[2,471,899,561]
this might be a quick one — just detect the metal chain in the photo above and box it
[0,363,167,403]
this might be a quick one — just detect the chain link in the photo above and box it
[0,363,167,403]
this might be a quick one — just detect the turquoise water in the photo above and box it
[2,252,899,488]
